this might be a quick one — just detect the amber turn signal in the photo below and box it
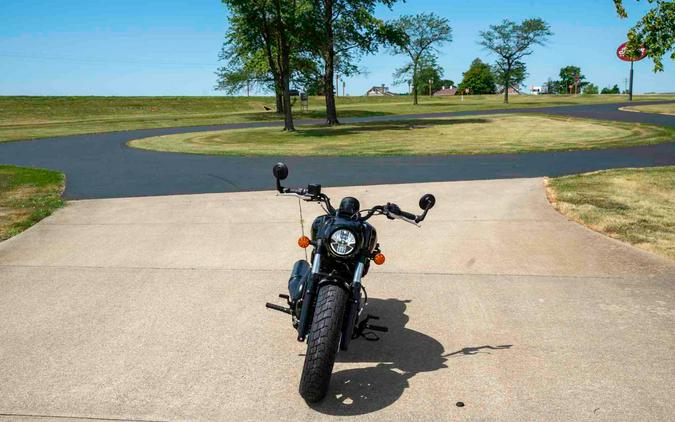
[298,236,311,249]
[373,253,386,265]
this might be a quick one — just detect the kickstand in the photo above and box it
[352,314,388,341]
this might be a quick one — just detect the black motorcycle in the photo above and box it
[265,163,436,403]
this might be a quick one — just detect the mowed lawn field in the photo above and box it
[621,102,675,116]
[129,114,675,156]
[0,165,65,241]
[547,166,675,259]
[1,94,674,142]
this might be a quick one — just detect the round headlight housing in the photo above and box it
[329,229,357,256]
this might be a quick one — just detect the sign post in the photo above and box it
[616,42,647,101]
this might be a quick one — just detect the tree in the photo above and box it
[544,78,558,94]
[583,83,599,94]
[557,65,588,94]
[601,84,621,94]
[216,43,319,112]
[393,53,447,96]
[493,60,527,94]
[216,48,273,97]
[614,0,674,71]
[305,0,399,125]
[458,58,496,94]
[479,18,552,103]
[389,13,452,105]
[220,0,302,131]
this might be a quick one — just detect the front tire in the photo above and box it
[299,283,348,403]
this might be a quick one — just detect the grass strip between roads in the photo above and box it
[1,94,673,142]
[0,165,65,241]
[128,114,674,156]
[620,102,675,116]
[546,166,675,260]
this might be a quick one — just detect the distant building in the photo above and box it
[366,85,394,96]
[433,86,458,96]
[497,85,521,95]
[530,86,543,95]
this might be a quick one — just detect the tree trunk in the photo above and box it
[324,73,338,125]
[412,60,419,105]
[274,80,284,114]
[272,0,295,131]
[281,74,295,131]
[275,92,283,114]
[323,0,339,125]
[503,66,511,104]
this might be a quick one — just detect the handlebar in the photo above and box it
[276,179,432,226]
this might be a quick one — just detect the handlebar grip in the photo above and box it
[386,203,417,221]
[286,187,307,195]
[399,210,417,221]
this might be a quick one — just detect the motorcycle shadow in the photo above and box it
[310,298,446,416]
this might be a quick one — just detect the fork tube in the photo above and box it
[340,259,365,350]
[352,261,364,289]
[297,247,322,342]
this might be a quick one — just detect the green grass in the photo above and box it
[1,94,673,142]
[128,114,674,156]
[546,166,675,260]
[0,165,65,241]
[620,102,675,116]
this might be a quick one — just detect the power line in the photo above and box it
[0,52,217,68]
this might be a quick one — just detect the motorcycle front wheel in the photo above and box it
[299,283,348,403]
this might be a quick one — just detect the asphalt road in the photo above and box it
[0,101,673,199]
[1,180,673,420]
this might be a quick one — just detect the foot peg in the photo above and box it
[266,302,292,315]
[353,314,388,341]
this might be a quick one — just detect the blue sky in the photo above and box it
[0,0,672,96]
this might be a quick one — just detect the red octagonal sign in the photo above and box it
[617,42,647,62]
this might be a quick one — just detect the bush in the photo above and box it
[583,83,599,94]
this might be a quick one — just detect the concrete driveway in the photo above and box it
[1,178,674,421]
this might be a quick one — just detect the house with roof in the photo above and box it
[365,85,394,96]
[432,85,457,96]
[497,85,521,95]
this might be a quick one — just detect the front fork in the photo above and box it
[295,247,366,345]
[339,260,365,351]
[296,246,324,341]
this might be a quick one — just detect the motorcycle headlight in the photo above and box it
[329,229,357,256]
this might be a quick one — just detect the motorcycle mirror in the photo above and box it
[419,193,436,210]
[273,162,289,180]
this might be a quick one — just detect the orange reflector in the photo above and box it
[373,253,386,265]
[298,236,311,249]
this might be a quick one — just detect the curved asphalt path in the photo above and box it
[0,101,673,199]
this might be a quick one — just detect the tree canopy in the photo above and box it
[583,83,599,94]
[601,84,621,94]
[458,58,496,94]
[479,18,552,103]
[557,65,588,94]
[389,13,452,104]
[614,0,674,71]
[393,53,450,95]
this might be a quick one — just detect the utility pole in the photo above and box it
[342,80,346,96]
[628,61,634,101]
[428,78,433,96]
